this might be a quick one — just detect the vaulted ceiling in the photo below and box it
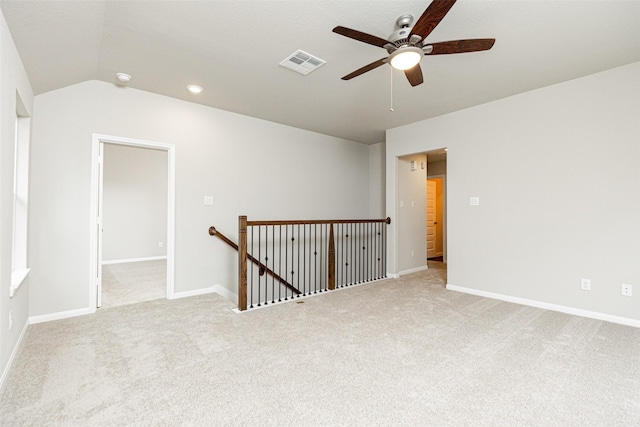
[1,1,639,144]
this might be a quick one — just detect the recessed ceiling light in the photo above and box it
[116,73,131,83]
[187,85,203,94]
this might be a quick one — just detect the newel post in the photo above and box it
[328,223,336,291]
[238,215,248,311]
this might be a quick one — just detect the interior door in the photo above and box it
[426,179,436,258]
[434,178,444,256]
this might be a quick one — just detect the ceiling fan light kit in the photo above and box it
[332,0,495,87]
[389,46,424,70]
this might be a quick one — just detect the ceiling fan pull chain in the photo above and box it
[390,66,394,112]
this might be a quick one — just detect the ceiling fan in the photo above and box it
[333,0,495,87]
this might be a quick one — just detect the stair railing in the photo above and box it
[236,216,391,311]
[209,226,301,296]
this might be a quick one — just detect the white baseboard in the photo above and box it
[102,256,167,265]
[0,320,29,394]
[446,284,640,328]
[212,285,238,303]
[170,286,217,300]
[398,265,428,276]
[29,307,94,325]
[387,273,400,279]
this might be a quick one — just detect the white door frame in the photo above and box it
[89,134,176,312]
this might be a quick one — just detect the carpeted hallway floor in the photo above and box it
[1,262,639,426]
[101,260,166,308]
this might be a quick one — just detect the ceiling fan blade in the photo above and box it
[404,64,424,87]
[333,26,390,49]
[427,38,496,55]
[341,58,388,80]
[410,0,457,40]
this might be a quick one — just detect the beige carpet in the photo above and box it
[1,261,639,426]
[101,260,166,308]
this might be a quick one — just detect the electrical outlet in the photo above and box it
[411,250,415,258]
[581,278,591,291]
[158,242,163,248]
[621,284,632,297]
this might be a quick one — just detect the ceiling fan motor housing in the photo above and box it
[387,27,424,54]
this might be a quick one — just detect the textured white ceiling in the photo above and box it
[2,0,639,144]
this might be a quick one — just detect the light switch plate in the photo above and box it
[204,196,214,206]
[470,197,480,206]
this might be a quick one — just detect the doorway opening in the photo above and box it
[425,149,446,267]
[89,134,176,312]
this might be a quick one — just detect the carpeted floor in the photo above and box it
[1,262,639,426]
[101,260,166,308]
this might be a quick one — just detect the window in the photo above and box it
[10,92,30,297]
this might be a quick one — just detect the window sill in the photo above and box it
[10,268,30,298]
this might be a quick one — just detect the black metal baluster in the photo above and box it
[352,223,356,285]
[376,223,381,279]
[353,223,357,285]
[250,226,254,308]
[359,222,363,283]
[278,225,282,302]
[292,225,297,298]
[344,224,348,287]
[367,222,371,282]
[270,225,275,303]
[320,223,324,291]
[338,223,342,287]
[285,225,289,301]
[348,223,353,286]
[365,222,369,282]
[313,224,318,293]
[262,226,266,305]
[312,224,315,292]
[257,226,262,306]
[368,222,372,281]
[263,226,268,305]
[297,224,301,297]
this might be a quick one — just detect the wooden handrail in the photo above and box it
[208,226,302,297]
[246,217,391,227]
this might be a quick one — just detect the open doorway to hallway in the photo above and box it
[426,148,446,268]
[90,134,176,313]
[100,143,168,308]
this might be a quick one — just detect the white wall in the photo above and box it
[102,144,167,261]
[368,142,385,218]
[0,10,34,389]
[386,62,640,322]
[395,154,427,274]
[29,80,373,317]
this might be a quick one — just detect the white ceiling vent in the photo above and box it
[279,50,326,75]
